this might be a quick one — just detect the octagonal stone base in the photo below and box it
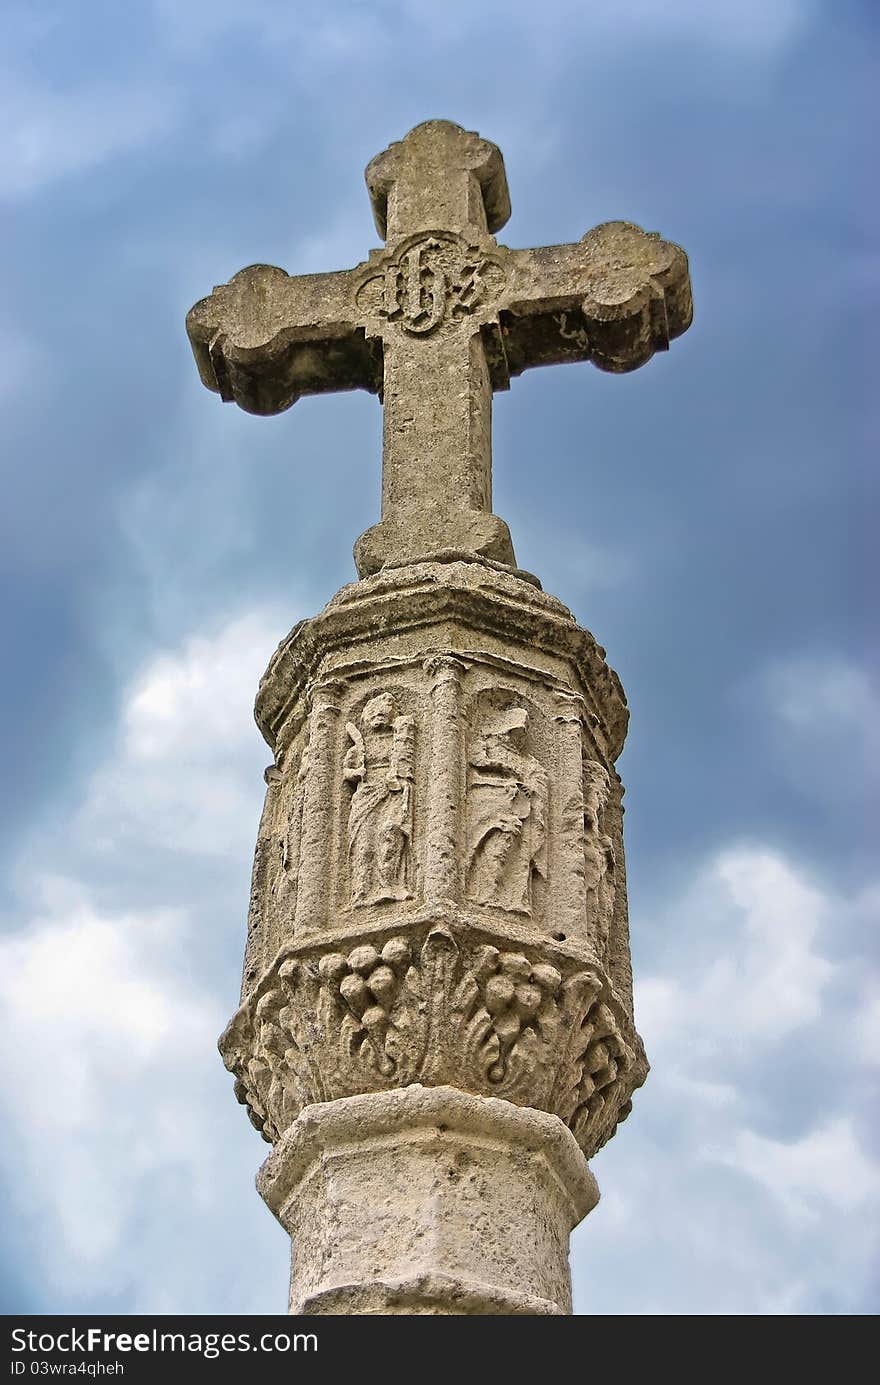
[258,1084,598,1315]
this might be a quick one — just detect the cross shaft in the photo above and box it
[186,120,692,575]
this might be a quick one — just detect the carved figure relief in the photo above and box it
[344,693,415,906]
[274,741,310,912]
[583,758,616,963]
[466,707,548,914]
[245,748,305,988]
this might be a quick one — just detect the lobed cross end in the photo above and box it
[365,120,511,242]
[503,221,693,378]
[186,263,378,415]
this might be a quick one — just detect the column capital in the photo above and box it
[552,688,587,722]
[423,653,467,686]
[306,677,347,711]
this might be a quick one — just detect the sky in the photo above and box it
[0,0,876,1316]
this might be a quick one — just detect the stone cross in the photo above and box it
[187,120,691,576]
[188,121,693,1317]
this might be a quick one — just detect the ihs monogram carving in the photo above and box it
[466,706,548,915]
[221,927,645,1159]
[343,693,416,907]
[356,232,507,336]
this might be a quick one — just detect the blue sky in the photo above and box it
[1,0,876,1315]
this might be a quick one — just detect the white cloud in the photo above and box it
[572,844,880,1315]
[0,869,289,1311]
[714,1117,880,1224]
[79,610,284,856]
[0,882,223,1288]
[637,846,833,1055]
[123,612,277,761]
[852,982,880,1068]
[1,608,295,1309]
[711,848,833,1039]
[0,75,179,199]
[758,653,880,764]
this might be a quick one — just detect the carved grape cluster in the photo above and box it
[318,937,412,1076]
[221,926,647,1159]
[474,947,562,1082]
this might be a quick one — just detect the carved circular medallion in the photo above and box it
[356,233,506,336]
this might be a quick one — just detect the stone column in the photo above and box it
[294,679,346,935]
[423,656,466,906]
[190,117,689,1321]
[219,570,649,1318]
[258,1084,598,1316]
[552,690,589,949]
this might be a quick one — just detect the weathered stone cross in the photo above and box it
[187,120,691,576]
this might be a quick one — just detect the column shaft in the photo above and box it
[552,691,589,947]
[423,657,466,905]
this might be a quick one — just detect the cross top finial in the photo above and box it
[365,120,511,241]
[186,119,692,577]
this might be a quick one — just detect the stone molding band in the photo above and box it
[259,1085,598,1316]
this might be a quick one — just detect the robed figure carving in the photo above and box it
[344,693,415,907]
[271,740,309,920]
[466,707,548,915]
[583,758,616,962]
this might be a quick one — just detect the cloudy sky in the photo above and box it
[1,0,875,1316]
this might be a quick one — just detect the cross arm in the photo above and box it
[500,221,692,377]
[186,263,380,415]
